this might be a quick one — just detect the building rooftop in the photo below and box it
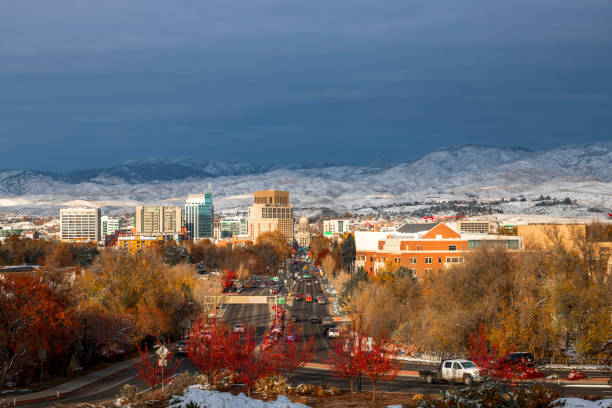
[397,222,440,233]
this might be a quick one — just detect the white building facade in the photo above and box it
[60,208,101,243]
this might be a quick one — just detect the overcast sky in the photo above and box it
[1,1,611,171]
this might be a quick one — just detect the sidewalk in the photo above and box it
[11,356,141,403]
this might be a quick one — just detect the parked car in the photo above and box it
[176,340,188,356]
[317,296,326,305]
[233,324,245,333]
[291,314,299,322]
[310,315,320,324]
[501,352,535,368]
[327,328,340,338]
[321,317,333,326]
[419,359,481,385]
[305,294,313,302]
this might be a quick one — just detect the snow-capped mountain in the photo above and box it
[0,143,611,215]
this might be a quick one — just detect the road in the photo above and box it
[19,265,612,406]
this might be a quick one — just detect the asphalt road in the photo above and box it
[19,267,612,406]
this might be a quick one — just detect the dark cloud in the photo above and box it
[1,1,611,170]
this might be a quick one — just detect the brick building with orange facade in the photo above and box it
[355,222,523,277]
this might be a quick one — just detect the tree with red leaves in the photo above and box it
[0,276,75,390]
[221,270,236,291]
[231,326,282,397]
[326,330,369,395]
[467,324,536,380]
[186,319,239,383]
[361,334,399,401]
[135,342,182,390]
[275,323,314,379]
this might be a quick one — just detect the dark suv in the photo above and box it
[502,352,535,367]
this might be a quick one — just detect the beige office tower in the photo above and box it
[60,207,101,243]
[135,206,183,234]
[248,190,294,242]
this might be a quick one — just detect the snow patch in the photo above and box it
[169,387,310,408]
[552,398,612,407]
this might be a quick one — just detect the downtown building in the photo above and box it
[101,216,122,238]
[185,189,214,241]
[135,206,183,235]
[60,207,101,244]
[248,190,293,242]
[355,222,523,278]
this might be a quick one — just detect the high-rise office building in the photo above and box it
[185,188,214,240]
[248,190,293,242]
[135,206,182,235]
[101,216,122,237]
[60,208,101,243]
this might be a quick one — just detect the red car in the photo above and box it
[295,293,303,301]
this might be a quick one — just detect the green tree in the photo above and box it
[341,233,356,273]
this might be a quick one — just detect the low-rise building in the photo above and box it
[355,222,523,277]
[117,235,165,252]
[323,219,351,237]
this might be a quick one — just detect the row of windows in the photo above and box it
[367,255,463,264]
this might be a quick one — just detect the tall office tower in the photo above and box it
[60,208,101,243]
[135,206,182,234]
[101,216,122,237]
[184,187,214,241]
[248,190,293,242]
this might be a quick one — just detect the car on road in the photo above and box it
[233,324,245,333]
[327,328,340,338]
[419,359,481,385]
[305,294,313,302]
[291,314,298,322]
[310,315,320,324]
[501,352,535,368]
[321,317,333,326]
[295,292,303,300]
[317,296,326,304]
[286,334,296,342]
[176,340,188,355]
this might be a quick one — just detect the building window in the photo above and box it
[449,245,456,251]
[452,257,458,263]
[459,257,464,263]
[370,266,373,272]
[425,257,432,264]
[438,257,442,263]
[409,257,417,264]
[370,256,374,262]
[394,257,400,263]
[446,257,451,263]
[424,268,432,274]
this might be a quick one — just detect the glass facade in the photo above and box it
[185,191,214,240]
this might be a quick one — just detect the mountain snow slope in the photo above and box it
[0,143,610,215]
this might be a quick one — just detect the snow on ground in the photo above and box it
[168,387,310,408]
[552,398,612,407]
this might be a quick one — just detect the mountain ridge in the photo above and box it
[0,142,610,214]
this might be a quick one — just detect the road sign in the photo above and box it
[277,298,285,304]
[158,358,168,367]
[271,277,279,282]
[38,349,47,360]
[156,345,169,360]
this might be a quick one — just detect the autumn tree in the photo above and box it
[232,327,281,397]
[361,334,399,401]
[326,329,370,395]
[0,276,75,390]
[186,319,237,383]
[255,231,290,262]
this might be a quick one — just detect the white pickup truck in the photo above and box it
[419,359,481,385]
